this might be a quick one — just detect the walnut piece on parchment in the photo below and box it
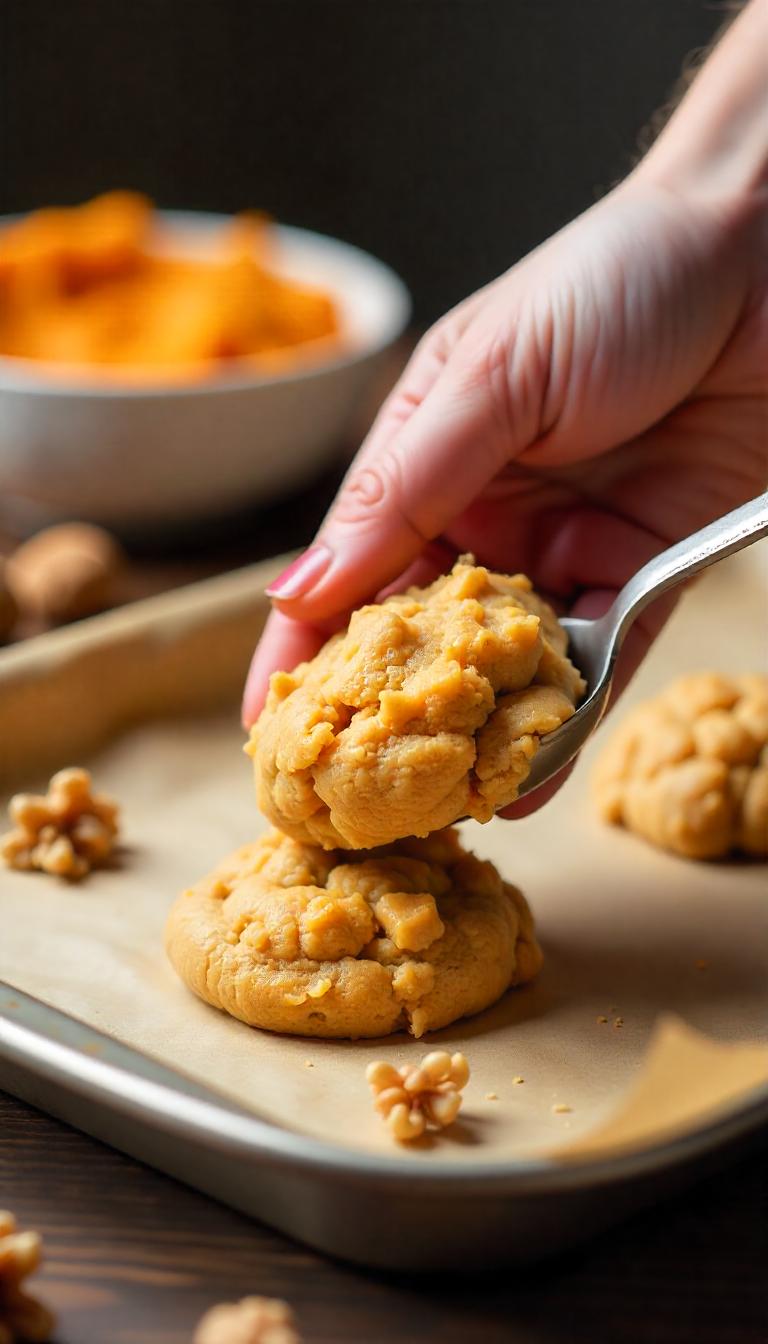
[194,1295,300,1344]
[366,1049,470,1142]
[1,767,119,881]
[0,1211,56,1344]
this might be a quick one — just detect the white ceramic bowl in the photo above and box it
[0,212,411,529]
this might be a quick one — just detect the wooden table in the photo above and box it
[1,1091,766,1344]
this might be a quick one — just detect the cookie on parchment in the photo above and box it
[165,826,541,1039]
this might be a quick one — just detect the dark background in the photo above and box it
[1,0,725,326]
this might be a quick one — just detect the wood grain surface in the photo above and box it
[1,1091,766,1344]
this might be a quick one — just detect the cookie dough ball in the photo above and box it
[248,559,584,849]
[166,826,542,1039]
[593,672,768,859]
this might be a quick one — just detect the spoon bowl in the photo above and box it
[515,491,768,800]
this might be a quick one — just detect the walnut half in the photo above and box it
[0,1210,56,1344]
[1,767,119,881]
[366,1050,470,1142]
[194,1296,300,1344]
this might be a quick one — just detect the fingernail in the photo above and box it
[265,543,333,600]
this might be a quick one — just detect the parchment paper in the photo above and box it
[1,546,766,1164]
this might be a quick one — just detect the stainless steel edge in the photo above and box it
[1,984,589,1267]
[4,986,766,1270]
[2,984,767,1200]
[3,566,767,1268]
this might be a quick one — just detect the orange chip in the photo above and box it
[0,192,339,379]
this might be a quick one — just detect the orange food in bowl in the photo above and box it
[0,192,340,380]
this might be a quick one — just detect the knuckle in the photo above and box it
[331,454,404,528]
[425,313,459,364]
[446,310,497,385]
[470,329,513,418]
[329,451,428,544]
[445,326,516,465]
[455,303,556,454]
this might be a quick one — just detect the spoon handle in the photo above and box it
[603,490,768,661]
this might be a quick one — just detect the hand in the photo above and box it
[243,2,768,817]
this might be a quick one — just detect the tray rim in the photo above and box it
[1,562,767,1206]
[0,553,289,682]
[2,981,767,1195]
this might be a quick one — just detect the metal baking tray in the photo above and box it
[1,552,767,1270]
[2,983,767,1271]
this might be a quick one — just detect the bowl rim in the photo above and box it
[0,211,412,400]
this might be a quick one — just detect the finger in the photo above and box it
[374,538,458,602]
[570,585,679,704]
[249,538,459,726]
[268,331,512,621]
[497,760,576,819]
[353,283,497,472]
[242,608,326,728]
[532,506,670,598]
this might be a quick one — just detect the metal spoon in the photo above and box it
[516,490,768,799]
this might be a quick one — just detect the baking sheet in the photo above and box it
[1,547,767,1166]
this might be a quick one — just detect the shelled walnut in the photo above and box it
[0,1211,56,1344]
[366,1050,470,1142]
[194,1295,300,1344]
[5,523,123,624]
[1,767,119,880]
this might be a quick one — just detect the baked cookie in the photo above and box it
[248,558,584,849]
[593,672,768,859]
[165,826,542,1039]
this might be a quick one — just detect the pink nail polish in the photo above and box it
[265,543,333,600]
